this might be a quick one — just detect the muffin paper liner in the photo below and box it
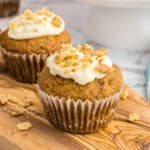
[37,85,123,134]
[0,0,20,17]
[1,47,48,83]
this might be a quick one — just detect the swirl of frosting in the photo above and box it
[46,44,113,85]
[8,7,65,40]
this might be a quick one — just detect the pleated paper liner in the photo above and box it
[1,47,48,83]
[37,85,123,134]
[0,0,20,17]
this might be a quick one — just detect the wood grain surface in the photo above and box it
[0,53,150,150]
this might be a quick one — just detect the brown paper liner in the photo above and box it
[1,47,48,83]
[37,85,123,134]
[0,0,20,17]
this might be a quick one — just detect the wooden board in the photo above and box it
[0,53,150,150]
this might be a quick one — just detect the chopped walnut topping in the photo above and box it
[36,7,52,17]
[82,57,93,69]
[54,44,112,73]
[95,48,107,57]
[51,16,62,28]
[95,59,111,73]
[55,54,78,62]
[77,44,94,56]
[23,9,35,20]
[128,113,140,122]
[17,122,32,131]
[121,90,129,100]
[55,45,79,68]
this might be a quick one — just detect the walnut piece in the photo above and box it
[11,111,23,117]
[54,44,112,73]
[11,105,24,117]
[23,9,35,20]
[51,16,62,28]
[95,59,110,74]
[36,7,52,17]
[0,94,7,105]
[95,48,107,57]
[7,94,18,103]
[82,56,93,69]
[17,122,32,131]
[128,113,140,122]
[77,44,94,56]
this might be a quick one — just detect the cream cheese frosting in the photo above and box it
[46,44,113,85]
[8,7,65,40]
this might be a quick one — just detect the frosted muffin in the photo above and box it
[0,7,71,83]
[38,44,123,133]
[0,0,20,17]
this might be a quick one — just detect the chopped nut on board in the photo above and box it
[128,113,140,122]
[121,90,129,100]
[21,97,34,108]
[11,111,23,117]
[11,105,24,117]
[7,94,18,103]
[17,122,32,131]
[0,94,7,105]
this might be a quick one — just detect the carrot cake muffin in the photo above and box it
[0,7,71,83]
[0,0,20,17]
[38,44,123,133]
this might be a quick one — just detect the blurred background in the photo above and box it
[1,0,150,98]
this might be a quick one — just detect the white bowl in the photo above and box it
[76,0,150,50]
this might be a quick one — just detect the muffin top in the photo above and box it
[39,44,123,100]
[0,7,71,54]
[8,7,65,40]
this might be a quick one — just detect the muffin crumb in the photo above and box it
[128,113,140,122]
[17,122,32,131]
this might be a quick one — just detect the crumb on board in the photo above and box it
[0,94,8,105]
[128,113,140,122]
[17,121,32,131]
[27,106,37,112]
[20,97,34,108]
[11,105,24,117]
[121,89,129,100]
[11,111,23,116]
[7,94,18,103]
